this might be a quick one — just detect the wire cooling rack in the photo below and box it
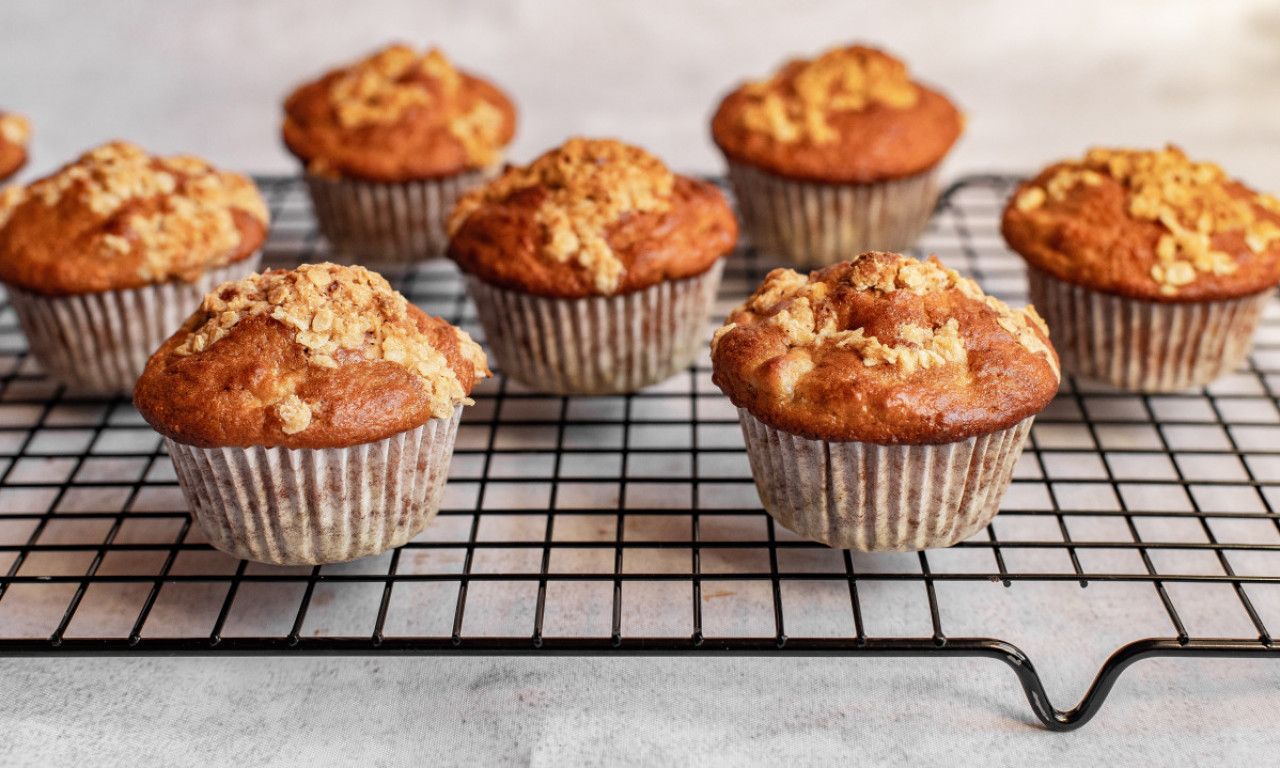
[0,175,1277,731]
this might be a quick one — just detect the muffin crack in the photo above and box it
[323,45,509,169]
[737,45,920,145]
[1017,146,1280,296]
[0,142,268,283]
[449,138,675,294]
[176,262,487,424]
[713,253,1059,381]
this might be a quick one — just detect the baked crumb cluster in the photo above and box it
[0,113,30,148]
[1015,146,1280,296]
[738,46,919,145]
[713,253,1058,379]
[0,141,268,281]
[176,263,487,433]
[326,44,507,168]
[449,138,675,294]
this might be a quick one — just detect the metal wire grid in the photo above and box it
[0,176,1277,730]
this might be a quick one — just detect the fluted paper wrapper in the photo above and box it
[725,161,939,268]
[305,169,491,268]
[465,260,725,395]
[1028,268,1274,393]
[738,409,1034,552]
[6,254,261,396]
[165,408,461,566]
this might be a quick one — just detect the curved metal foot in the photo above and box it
[986,637,1278,730]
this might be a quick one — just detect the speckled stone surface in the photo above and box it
[3,656,1280,765]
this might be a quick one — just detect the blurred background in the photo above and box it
[3,0,1280,187]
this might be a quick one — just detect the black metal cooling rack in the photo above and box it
[0,175,1278,732]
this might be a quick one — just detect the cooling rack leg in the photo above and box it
[982,637,1279,731]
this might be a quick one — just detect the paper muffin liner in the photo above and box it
[737,409,1034,552]
[1027,267,1274,393]
[305,168,492,268]
[5,254,262,396]
[725,160,940,268]
[165,408,462,566]
[464,260,726,395]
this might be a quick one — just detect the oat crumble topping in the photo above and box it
[449,138,675,294]
[0,113,30,147]
[0,141,268,281]
[713,253,1058,380]
[176,263,487,432]
[1016,146,1280,296]
[737,46,920,145]
[326,45,507,168]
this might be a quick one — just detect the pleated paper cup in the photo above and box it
[5,254,262,396]
[725,160,940,268]
[1027,267,1274,393]
[305,168,492,269]
[165,408,461,566]
[464,260,726,395]
[737,409,1034,552]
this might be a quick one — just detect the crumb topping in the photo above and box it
[737,46,920,145]
[0,141,268,282]
[325,44,507,168]
[448,138,675,294]
[175,263,488,431]
[1016,146,1280,296]
[713,253,1059,380]
[0,113,30,147]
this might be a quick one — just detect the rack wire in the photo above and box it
[0,175,1277,731]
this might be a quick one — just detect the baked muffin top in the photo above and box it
[283,44,517,183]
[0,141,267,296]
[711,252,1059,444]
[711,45,963,184]
[447,137,738,298]
[134,263,489,450]
[1002,146,1280,302]
[0,112,30,182]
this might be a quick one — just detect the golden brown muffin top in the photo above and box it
[0,141,267,297]
[1003,146,1280,302]
[711,45,963,183]
[448,137,738,297]
[711,252,1059,444]
[0,112,31,182]
[283,44,517,183]
[134,263,490,449]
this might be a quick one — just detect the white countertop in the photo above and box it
[3,1,1280,764]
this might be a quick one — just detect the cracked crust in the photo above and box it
[1002,146,1280,303]
[283,44,516,183]
[0,112,30,182]
[448,138,738,298]
[0,142,267,297]
[711,45,962,184]
[711,252,1059,444]
[134,263,490,449]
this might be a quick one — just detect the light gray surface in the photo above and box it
[3,656,1280,766]
[2,0,1280,189]
[3,0,1280,764]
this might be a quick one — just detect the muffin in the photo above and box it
[0,111,31,182]
[1002,146,1280,392]
[448,137,738,395]
[134,262,490,565]
[711,251,1059,551]
[283,44,516,267]
[0,141,267,394]
[711,44,962,267]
